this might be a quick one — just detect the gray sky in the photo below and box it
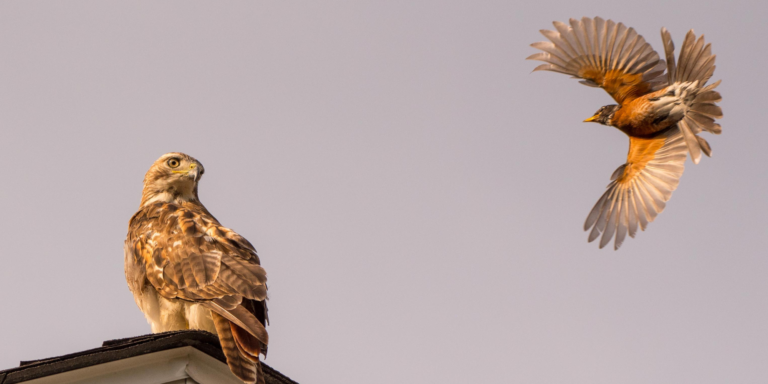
[0,1,766,383]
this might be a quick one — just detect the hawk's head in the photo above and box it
[140,152,206,207]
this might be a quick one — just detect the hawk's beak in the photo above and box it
[584,115,598,123]
[189,164,201,181]
[189,168,200,181]
[172,164,201,181]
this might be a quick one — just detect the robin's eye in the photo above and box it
[167,158,181,168]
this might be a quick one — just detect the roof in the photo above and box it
[0,331,297,384]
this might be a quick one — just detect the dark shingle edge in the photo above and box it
[0,330,297,384]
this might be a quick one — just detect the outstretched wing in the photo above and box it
[661,28,723,164]
[584,126,688,249]
[528,17,667,105]
[126,202,268,383]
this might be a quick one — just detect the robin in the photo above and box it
[528,17,722,250]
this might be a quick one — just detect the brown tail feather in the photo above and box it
[212,312,257,384]
[231,322,262,361]
[255,359,265,384]
[205,301,269,346]
[231,324,266,384]
[242,298,268,356]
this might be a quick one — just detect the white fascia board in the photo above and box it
[19,347,242,384]
[185,348,243,384]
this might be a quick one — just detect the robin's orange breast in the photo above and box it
[612,90,680,137]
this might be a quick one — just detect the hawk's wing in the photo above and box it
[126,202,268,383]
[584,126,688,249]
[528,17,668,105]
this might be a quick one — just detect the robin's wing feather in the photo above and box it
[584,126,688,249]
[660,28,722,164]
[675,31,716,85]
[660,28,676,84]
[529,17,667,105]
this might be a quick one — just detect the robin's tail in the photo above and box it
[661,28,723,164]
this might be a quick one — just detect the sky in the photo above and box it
[0,1,766,383]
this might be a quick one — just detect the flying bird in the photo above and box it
[125,152,269,384]
[527,17,723,249]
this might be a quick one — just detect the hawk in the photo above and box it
[527,17,723,249]
[125,152,269,384]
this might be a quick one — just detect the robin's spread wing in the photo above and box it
[584,127,688,249]
[528,17,667,105]
[126,202,268,345]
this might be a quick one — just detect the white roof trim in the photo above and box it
[19,346,242,384]
[185,348,243,384]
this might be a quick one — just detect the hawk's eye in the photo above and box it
[167,158,181,168]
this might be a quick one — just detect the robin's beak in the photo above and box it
[584,115,599,123]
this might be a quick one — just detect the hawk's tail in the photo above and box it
[212,311,265,384]
[661,28,723,164]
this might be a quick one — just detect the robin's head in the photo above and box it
[584,105,619,125]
